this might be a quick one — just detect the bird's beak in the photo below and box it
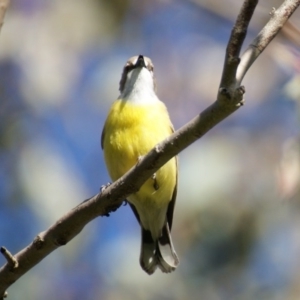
[135,55,146,68]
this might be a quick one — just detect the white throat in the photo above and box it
[120,68,159,104]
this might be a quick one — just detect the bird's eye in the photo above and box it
[125,64,135,73]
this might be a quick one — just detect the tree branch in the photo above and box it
[0,0,9,34]
[220,0,258,89]
[0,0,299,297]
[236,0,300,84]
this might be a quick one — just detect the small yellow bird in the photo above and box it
[101,55,179,274]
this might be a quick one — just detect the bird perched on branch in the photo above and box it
[101,55,179,274]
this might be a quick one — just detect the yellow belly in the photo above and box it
[102,99,177,212]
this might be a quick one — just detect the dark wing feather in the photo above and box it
[129,203,141,224]
[166,155,178,231]
[100,125,106,149]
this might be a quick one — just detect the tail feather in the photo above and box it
[140,229,158,274]
[140,223,179,275]
[157,222,179,273]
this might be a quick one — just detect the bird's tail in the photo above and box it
[140,223,179,275]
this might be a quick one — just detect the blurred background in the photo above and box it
[0,0,300,299]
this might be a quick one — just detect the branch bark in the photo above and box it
[0,0,299,297]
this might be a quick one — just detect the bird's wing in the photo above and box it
[166,155,178,231]
[100,124,106,149]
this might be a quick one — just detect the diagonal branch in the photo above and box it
[0,0,299,298]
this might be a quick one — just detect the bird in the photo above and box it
[101,55,179,274]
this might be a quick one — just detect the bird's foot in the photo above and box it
[100,182,111,193]
[152,173,159,190]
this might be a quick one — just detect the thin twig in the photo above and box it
[0,247,18,269]
[236,0,300,84]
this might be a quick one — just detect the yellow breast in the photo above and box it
[102,99,177,208]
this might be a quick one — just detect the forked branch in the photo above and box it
[237,0,300,84]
